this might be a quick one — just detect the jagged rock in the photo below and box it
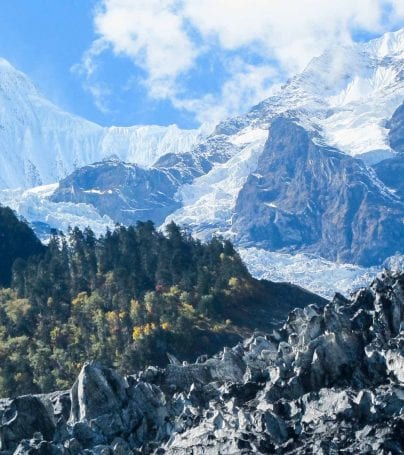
[69,362,129,438]
[0,396,55,452]
[1,271,403,454]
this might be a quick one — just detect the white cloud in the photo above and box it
[81,0,404,124]
[93,0,197,98]
[173,62,279,125]
[72,39,113,113]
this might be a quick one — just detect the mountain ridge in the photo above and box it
[0,29,403,292]
[0,57,205,189]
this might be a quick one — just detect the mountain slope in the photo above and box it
[233,117,404,266]
[0,205,44,286]
[1,271,402,454]
[0,58,204,189]
[374,102,404,199]
[0,220,327,397]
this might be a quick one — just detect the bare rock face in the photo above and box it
[233,117,404,266]
[1,271,403,454]
[50,160,180,226]
[69,363,130,440]
[388,102,404,155]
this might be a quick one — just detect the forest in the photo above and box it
[0,206,324,397]
[0,206,247,396]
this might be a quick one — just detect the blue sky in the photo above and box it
[0,0,186,127]
[0,0,403,129]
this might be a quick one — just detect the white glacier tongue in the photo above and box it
[238,247,380,299]
[0,59,206,189]
[165,128,269,238]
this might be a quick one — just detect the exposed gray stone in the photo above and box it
[234,117,404,266]
[1,271,403,454]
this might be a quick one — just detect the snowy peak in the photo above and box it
[236,29,404,162]
[0,57,39,97]
[0,58,206,190]
[368,28,404,59]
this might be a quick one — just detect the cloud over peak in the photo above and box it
[79,0,404,125]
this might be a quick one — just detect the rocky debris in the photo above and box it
[0,271,403,454]
[0,396,56,452]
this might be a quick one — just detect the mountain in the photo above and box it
[0,57,204,189]
[233,117,404,266]
[0,30,403,293]
[1,271,402,454]
[167,29,404,238]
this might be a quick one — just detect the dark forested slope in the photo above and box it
[0,206,44,287]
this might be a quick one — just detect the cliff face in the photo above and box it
[234,118,404,266]
[0,271,403,454]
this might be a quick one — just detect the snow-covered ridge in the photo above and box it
[0,59,206,189]
[233,28,404,164]
[168,29,404,237]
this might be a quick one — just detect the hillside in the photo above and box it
[0,271,401,454]
[0,205,44,286]
[0,210,325,397]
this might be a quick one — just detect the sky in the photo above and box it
[0,0,403,129]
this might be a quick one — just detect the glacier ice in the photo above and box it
[238,247,381,299]
[0,185,114,238]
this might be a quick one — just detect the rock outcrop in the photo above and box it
[234,118,404,266]
[50,160,181,226]
[374,102,404,200]
[0,271,403,454]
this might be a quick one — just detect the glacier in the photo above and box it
[0,185,114,237]
[238,247,381,299]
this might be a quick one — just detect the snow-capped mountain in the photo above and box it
[0,57,205,189]
[168,29,404,237]
[0,29,403,295]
